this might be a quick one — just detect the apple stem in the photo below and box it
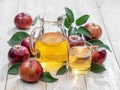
[92,23,97,27]
[15,45,21,49]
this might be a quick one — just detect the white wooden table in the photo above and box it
[0,0,120,90]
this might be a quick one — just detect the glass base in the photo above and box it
[69,67,90,75]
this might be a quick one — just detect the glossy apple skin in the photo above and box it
[14,12,32,30]
[85,23,102,39]
[92,50,107,64]
[21,37,33,56]
[8,45,30,65]
[68,35,84,47]
[19,60,43,83]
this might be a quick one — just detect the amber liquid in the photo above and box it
[69,46,91,75]
[35,32,69,72]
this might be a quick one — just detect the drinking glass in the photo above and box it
[68,41,92,75]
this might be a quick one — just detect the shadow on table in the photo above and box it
[0,64,8,81]
[7,27,31,36]
[11,78,46,90]
[46,73,87,90]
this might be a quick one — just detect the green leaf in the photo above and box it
[32,16,38,26]
[64,18,71,28]
[8,62,22,75]
[41,72,58,83]
[7,32,29,46]
[88,39,103,46]
[99,44,112,52]
[77,26,91,38]
[91,62,106,73]
[56,65,68,75]
[88,40,111,51]
[57,16,63,21]
[74,33,82,36]
[76,15,90,26]
[65,7,74,23]
[68,26,77,35]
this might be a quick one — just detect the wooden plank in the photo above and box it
[0,0,20,90]
[17,0,44,19]
[6,73,46,90]
[0,0,21,68]
[93,0,120,89]
[95,0,120,66]
[46,73,87,90]
[0,64,8,90]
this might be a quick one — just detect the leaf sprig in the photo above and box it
[64,7,91,38]
[64,7,111,52]
[88,39,111,51]
[63,7,110,73]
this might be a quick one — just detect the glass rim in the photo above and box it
[38,11,65,24]
[69,40,93,47]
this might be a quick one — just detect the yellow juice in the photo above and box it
[69,46,92,75]
[35,32,69,72]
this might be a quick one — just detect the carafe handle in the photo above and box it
[30,27,43,58]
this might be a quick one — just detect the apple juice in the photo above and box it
[68,46,92,75]
[35,32,69,72]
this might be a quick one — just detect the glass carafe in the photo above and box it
[30,10,69,72]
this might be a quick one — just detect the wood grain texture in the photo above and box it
[0,0,19,90]
[6,74,46,90]
[95,0,120,67]
[0,0,19,70]
[47,73,87,90]
[0,64,8,90]
[0,0,120,90]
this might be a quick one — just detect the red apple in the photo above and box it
[8,45,30,64]
[85,23,102,39]
[21,37,33,56]
[68,35,84,47]
[14,12,32,30]
[19,60,43,83]
[92,50,107,64]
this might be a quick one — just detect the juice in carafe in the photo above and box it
[35,32,69,72]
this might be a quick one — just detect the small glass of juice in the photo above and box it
[68,41,92,75]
